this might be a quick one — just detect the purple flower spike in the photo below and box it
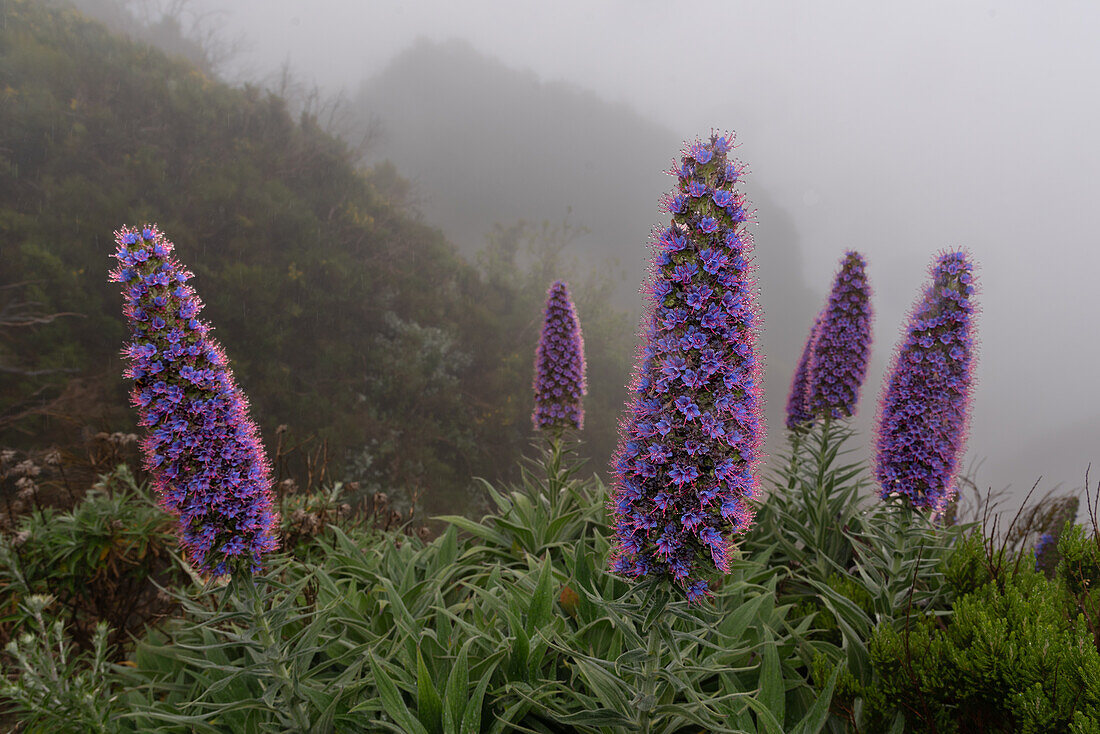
[609,133,764,602]
[1034,533,1055,573]
[110,224,279,577]
[533,280,587,431]
[785,313,822,430]
[874,250,978,513]
[808,251,874,419]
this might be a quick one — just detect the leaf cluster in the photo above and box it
[1,444,841,732]
[0,465,180,655]
[760,423,1100,733]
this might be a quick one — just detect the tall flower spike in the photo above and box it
[785,312,822,430]
[532,280,587,431]
[874,250,978,513]
[110,224,279,576]
[608,132,764,603]
[1033,533,1056,574]
[807,251,873,419]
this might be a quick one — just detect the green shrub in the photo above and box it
[85,447,842,733]
[838,526,1100,733]
[0,465,179,654]
[4,435,1096,733]
[0,595,118,733]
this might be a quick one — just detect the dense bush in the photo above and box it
[829,529,1100,733]
[1,430,1097,732]
[1,444,846,733]
[0,465,179,654]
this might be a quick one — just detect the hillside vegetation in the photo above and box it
[0,0,633,513]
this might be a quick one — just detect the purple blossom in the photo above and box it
[608,133,764,602]
[699,248,729,275]
[807,251,874,419]
[874,251,978,513]
[712,189,733,208]
[1034,532,1055,573]
[533,280,587,431]
[689,142,713,164]
[684,284,713,310]
[658,227,688,253]
[672,262,700,283]
[110,224,279,577]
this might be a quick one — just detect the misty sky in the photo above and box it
[194,0,1100,514]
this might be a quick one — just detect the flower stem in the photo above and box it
[637,621,662,733]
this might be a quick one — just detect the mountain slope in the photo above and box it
[0,0,633,513]
[351,38,827,446]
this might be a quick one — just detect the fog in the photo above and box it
[193,0,1100,520]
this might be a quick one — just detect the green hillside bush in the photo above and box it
[0,0,633,515]
[1,432,1097,732]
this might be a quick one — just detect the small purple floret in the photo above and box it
[874,251,978,513]
[110,224,279,576]
[532,280,587,431]
[608,133,764,603]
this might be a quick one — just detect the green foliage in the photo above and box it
[0,594,118,733]
[940,530,995,597]
[829,523,1100,733]
[3,428,1097,732]
[1,449,842,732]
[1005,493,1080,579]
[743,421,1100,733]
[0,465,179,653]
[1057,521,1100,599]
[878,559,1098,731]
[746,421,967,698]
[793,573,875,648]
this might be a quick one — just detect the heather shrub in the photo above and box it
[1055,521,1100,627]
[939,530,995,597]
[833,533,1100,733]
[1026,495,1080,577]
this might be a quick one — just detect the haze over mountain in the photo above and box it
[352,39,676,284]
[350,38,1100,506]
[45,0,1100,523]
[350,38,834,454]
